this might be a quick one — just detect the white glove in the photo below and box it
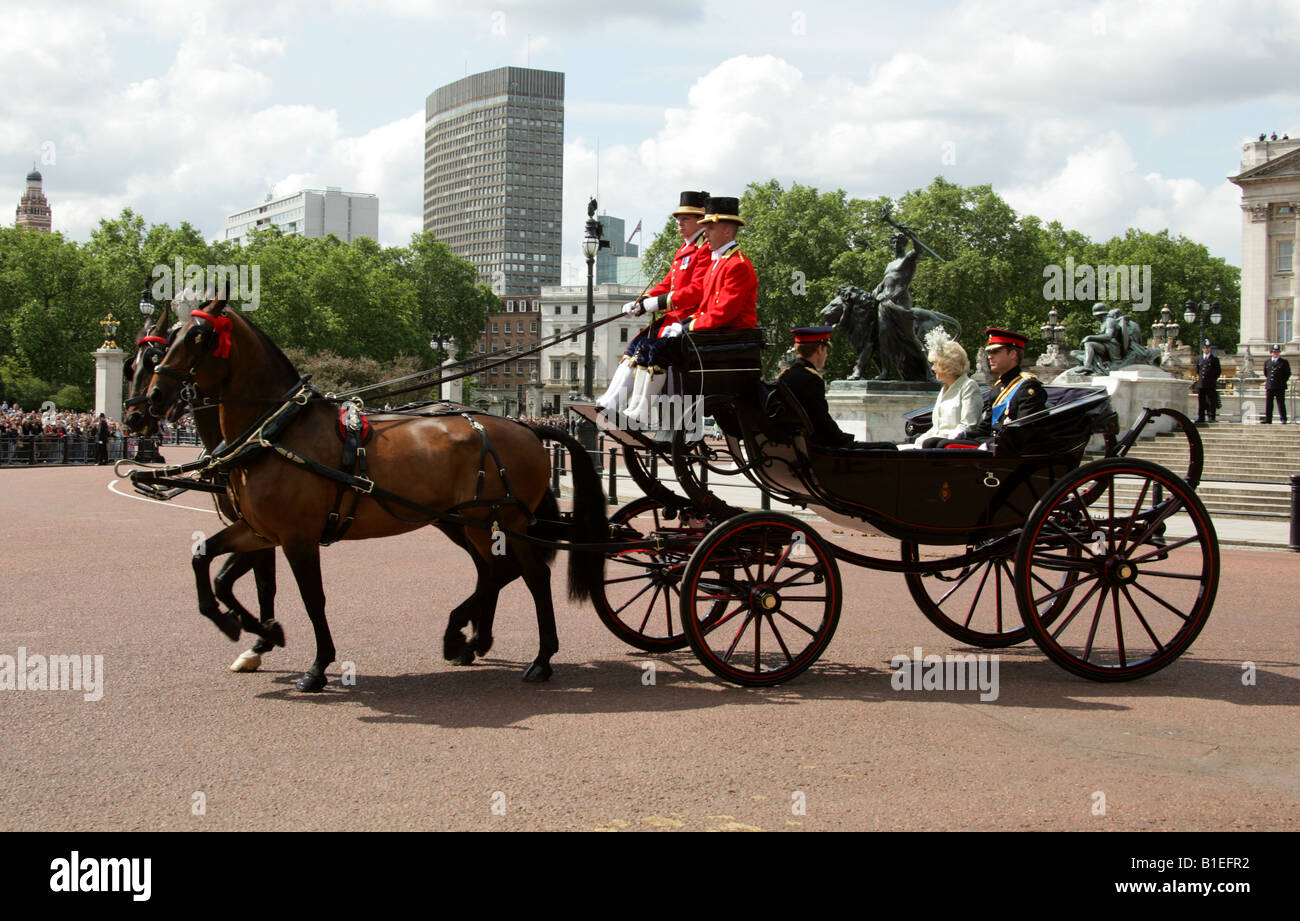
[662,323,683,338]
[621,300,645,317]
[642,295,661,312]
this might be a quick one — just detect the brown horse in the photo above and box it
[124,297,284,670]
[144,294,606,691]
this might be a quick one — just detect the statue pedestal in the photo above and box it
[826,380,940,442]
[1048,366,1190,437]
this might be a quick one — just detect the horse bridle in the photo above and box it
[149,311,229,417]
[123,332,171,413]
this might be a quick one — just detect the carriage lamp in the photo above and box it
[138,287,155,318]
[1183,293,1222,346]
[99,313,120,350]
[1151,304,1181,366]
[1039,306,1068,366]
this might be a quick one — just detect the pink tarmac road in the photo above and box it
[1,458,1296,831]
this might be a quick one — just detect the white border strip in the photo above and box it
[107,479,217,514]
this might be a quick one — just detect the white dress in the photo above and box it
[911,374,982,445]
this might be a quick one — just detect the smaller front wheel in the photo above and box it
[680,512,841,687]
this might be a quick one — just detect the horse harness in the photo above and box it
[130,379,535,545]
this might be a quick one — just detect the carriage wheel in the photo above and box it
[1015,458,1218,681]
[680,512,841,687]
[903,540,1079,648]
[593,497,707,652]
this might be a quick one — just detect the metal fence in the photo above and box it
[0,430,201,468]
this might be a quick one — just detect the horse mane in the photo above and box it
[236,311,301,381]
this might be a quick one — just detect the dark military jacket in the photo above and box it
[780,358,853,447]
[1264,356,1291,392]
[1195,352,1221,391]
[967,366,1046,440]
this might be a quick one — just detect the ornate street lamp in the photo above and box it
[581,198,606,400]
[138,287,155,319]
[1150,304,1181,367]
[1039,305,1068,367]
[1183,292,1223,348]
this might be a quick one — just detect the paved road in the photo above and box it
[1,459,1296,831]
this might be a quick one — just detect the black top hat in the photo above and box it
[699,196,745,226]
[671,190,710,218]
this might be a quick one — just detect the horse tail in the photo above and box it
[527,425,607,603]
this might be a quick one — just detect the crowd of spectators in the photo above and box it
[0,401,197,465]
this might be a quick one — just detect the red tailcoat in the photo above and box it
[646,232,710,336]
[689,245,758,330]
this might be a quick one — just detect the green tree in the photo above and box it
[395,231,499,367]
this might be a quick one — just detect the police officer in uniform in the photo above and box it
[1263,343,1291,424]
[1195,338,1221,424]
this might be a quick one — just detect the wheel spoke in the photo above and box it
[612,580,657,616]
[774,609,819,636]
[1126,534,1201,565]
[1082,589,1107,662]
[965,559,996,630]
[1033,569,1098,606]
[1112,587,1126,668]
[1115,476,1153,553]
[1120,583,1167,652]
[723,610,757,663]
[1127,580,1192,621]
[766,613,795,665]
[1048,578,1104,640]
[634,584,663,633]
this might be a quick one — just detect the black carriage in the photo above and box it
[570,327,1218,687]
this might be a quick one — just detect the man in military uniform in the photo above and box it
[1195,339,1221,424]
[779,326,854,447]
[599,190,711,415]
[932,328,1046,448]
[1263,343,1291,424]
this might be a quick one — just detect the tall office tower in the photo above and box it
[225,188,378,247]
[423,67,564,298]
[15,167,52,232]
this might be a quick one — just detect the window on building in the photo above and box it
[554,305,561,315]
[1276,306,1294,344]
[571,305,578,315]
[552,361,561,379]
[569,361,579,381]
[506,300,514,312]
[492,323,498,334]
[1279,240,1294,273]
[620,327,629,343]
[531,322,537,334]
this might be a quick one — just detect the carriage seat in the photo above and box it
[681,328,766,399]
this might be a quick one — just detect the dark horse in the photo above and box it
[143,294,607,691]
[124,296,284,672]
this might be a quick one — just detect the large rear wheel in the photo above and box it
[1015,458,1218,681]
[680,512,841,687]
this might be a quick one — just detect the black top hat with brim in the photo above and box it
[671,190,710,218]
[699,196,745,226]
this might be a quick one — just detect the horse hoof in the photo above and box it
[522,662,553,683]
[451,652,476,667]
[443,634,469,663]
[229,650,262,672]
[296,672,327,692]
[265,620,286,648]
[471,633,494,656]
[202,607,241,642]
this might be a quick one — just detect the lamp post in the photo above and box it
[430,332,449,401]
[139,287,155,321]
[1038,305,1069,368]
[578,199,608,452]
[1183,293,1223,348]
[1150,304,1181,367]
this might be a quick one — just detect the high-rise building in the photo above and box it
[225,187,378,246]
[15,167,52,232]
[594,213,647,287]
[423,66,564,298]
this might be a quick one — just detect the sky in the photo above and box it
[4,0,1299,284]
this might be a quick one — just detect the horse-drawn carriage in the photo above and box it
[125,298,1217,692]
[573,326,1217,687]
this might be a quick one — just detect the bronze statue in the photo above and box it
[1071,302,1161,374]
[820,285,961,381]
